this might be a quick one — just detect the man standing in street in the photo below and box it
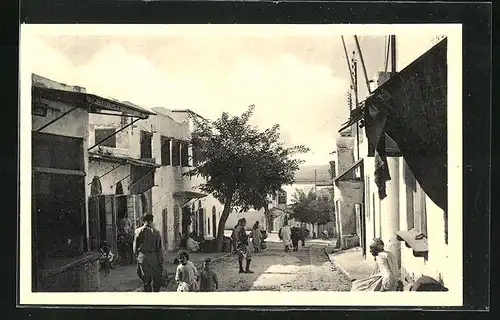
[234,218,253,273]
[279,220,292,252]
[133,214,164,292]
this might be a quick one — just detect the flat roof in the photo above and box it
[33,86,156,119]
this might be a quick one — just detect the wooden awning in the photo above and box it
[89,152,160,168]
[33,86,156,119]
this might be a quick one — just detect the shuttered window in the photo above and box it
[181,142,189,167]
[140,131,153,159]
[172,140,181,166]
[160,136,171,166]
[405,163,427,237]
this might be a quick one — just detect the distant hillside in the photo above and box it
[294,164,332,183]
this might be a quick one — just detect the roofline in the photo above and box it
[171,109,207,121]
[33,86,156,119]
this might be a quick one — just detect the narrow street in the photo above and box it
[164,233,351,292]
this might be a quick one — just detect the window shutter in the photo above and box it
[160,136,171,166]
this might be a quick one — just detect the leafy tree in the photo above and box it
[290,189,334,226]
[185,105,309,252]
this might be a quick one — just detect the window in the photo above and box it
[95,128,116,148]
[278,190,287,204]
[172,140,181,166]
[33,132,84,171]
[120,114,129,127]
[208,218,211,235]
[405,166,428,237]
[160,136,171,166]
[181,142,189,167]
[140,131,153,159]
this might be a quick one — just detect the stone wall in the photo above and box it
[37,252,101,292]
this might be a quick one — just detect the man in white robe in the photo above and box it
[279,220,292,252]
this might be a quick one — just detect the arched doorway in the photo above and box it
[212,206,217,238]
[90,176,102,196]
[115,182,123,195]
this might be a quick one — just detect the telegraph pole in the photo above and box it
[314,169,317,193]
[391,35,397,73]
[352,52,360,160]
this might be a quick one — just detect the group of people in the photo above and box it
[278,220,306,252]
[132,214,219,292]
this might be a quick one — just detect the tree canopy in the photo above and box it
[289,188,334,226]
[184,104,309,251]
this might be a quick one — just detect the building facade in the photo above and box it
[339,38,450,290]
[31,74,155,291]
[87,105,225,254]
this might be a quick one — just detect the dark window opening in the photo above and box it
[160,136,171,166]
[181,142,189,167]
[33,132,84,171]
[172,140,181,166]
[140,131,153,159]
[278,190,287,204]
[95,128,116,148]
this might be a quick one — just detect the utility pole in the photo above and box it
[352,52,360,160]
[391,35,397,73]
[314,169,317,193]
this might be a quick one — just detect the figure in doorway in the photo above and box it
[117,215,134,265]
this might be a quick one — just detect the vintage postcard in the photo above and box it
[19,23,462,307]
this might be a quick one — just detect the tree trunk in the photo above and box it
[214,195,233,253]
[263,203,273,232]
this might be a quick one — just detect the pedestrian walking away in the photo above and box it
[199,258,219,292]
[279,220,292,252]
[234,218,253,273]
[290,227,301,252]
[175,250,200,292]
[133,214,164,292]
[251,221,262,253]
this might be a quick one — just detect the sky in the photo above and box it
[26,27,441,166]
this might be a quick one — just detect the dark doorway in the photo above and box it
[212,206,217,238]
[198,208,205,237]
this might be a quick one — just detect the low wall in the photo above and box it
[37,252,101,292]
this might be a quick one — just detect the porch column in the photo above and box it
[380,157,401,269]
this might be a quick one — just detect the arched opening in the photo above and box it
[115,181,124,195]
[141,193,148,215]
[90,176,102,196]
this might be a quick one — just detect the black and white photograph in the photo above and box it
[19,24,462,306]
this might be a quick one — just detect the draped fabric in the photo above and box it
[363,38,448,210]
[364,101,391,200]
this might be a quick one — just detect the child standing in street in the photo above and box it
[175,250,199,292]
[199,258,219,292]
